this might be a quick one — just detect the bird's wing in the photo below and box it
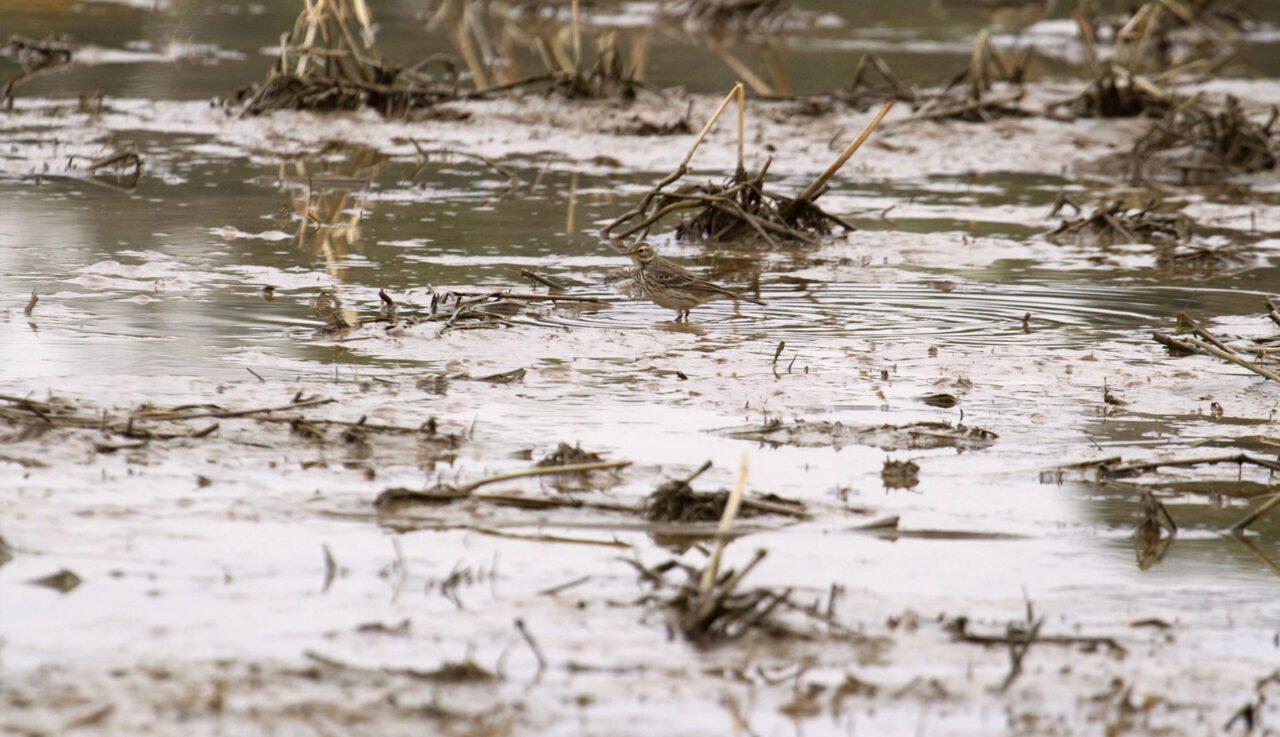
[649,261,765,304]
[651,265,734,295]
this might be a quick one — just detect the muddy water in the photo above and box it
[4,2,1280,736]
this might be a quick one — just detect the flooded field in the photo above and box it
[3,1,1280,735]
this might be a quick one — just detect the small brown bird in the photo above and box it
[626,242,764,322]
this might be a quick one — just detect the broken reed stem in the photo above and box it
[1265,297,1280,328]
[1105,452,1280,477]
[699,454,749,597]
[601,83,746,240]
[736,82,745,176]
[1232,492,1280,534]
[680,83,746,175]
[1176,312,1230,352]
[1183,337,1280,384]
[790,100,893,208]
[461,459,632,493]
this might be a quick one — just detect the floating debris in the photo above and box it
[29,569,82,593]
[919,392,959,408]
[474,368,527,385]
[719,419,997,451]
[305,649,497,683]
[881,459,920,490]
[538,441,604,467]
[374,459,633,511]
[537,442,623,492]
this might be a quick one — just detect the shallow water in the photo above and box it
[3,2,1280,736]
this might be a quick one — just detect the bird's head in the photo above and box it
[626,242,657,265]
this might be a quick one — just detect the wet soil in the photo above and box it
[4,3,1280,735]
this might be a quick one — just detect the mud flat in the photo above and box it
[4,3,1280,733]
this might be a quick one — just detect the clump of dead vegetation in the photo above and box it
[1049,8,1183,120]
[1047,195,1191,247]
[630,458,858,645]
[427,0,651,102]
[1053,65,1176,119]
[235,0,469,117]
[1130,95,1278,183]
[643,460,806,522]
[603,84,891,247]
[1050,0,1258,123]
[1044,194,1247,276]
[631,548,798,643]
[234,0,685,120]
[536,442,627,492]
[1078,0,1258,73]
[2,34,75,110]
[881,459,920,490]
[0,390,462,476]
[905,31,1033,124]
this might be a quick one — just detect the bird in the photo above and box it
[625,242,764,322]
